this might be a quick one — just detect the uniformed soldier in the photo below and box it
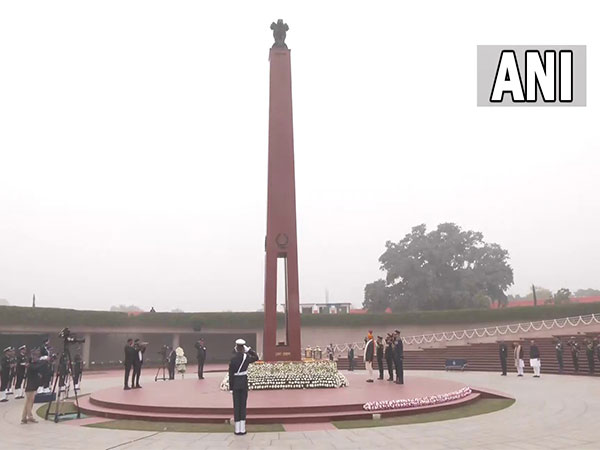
[568,337,580,372]
[1,346,13,402]
[228,338,258,435]
[384,334,394,381]
[555,337,564,373]
[585,338,595,374]
[15,345,28,398]
[393,330,404,384]
[499,341,508,376]
[376,336,384,380]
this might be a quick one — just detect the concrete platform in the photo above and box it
[79,372,484,423]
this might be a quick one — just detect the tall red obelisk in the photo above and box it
[263,20,302,361]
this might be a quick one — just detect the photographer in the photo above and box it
[168,346,177,380]
[132,339,146,388]
[123,338,136,390]
[21,348,48,424]
[229,338,258,435]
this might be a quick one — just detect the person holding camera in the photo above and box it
[123,338,136,390]
[229,338,258,435]
[21,348,48,424]
[168,346,177,380]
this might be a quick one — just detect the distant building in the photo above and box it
[299,302,352,315]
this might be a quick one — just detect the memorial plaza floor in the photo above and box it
[1,369,599,449]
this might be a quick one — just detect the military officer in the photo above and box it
[499,341,508,376]
[15,345,28,398]
[1,346,13,402]
[228,338,258,435]
[393,330,404,384]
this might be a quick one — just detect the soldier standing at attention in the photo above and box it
[585,339,595,374]
[568,337,580,372]
[376,336,385,380]
[499,341,508,376]
[385,334,394,381]
[195,339,207,380]
[1,347,13,402]
[393,329,404,385]
[555,337,564,373]
[347,345,354,371]
[14,345,28,399]
[229,338,258,436]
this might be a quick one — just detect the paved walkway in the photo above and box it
[1,370,599,449]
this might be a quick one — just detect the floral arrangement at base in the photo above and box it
[220,360,348,391]
[363,387,472,411]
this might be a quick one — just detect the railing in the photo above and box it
[320,313,600,353]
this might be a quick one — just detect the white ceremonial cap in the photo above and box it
[235,339,246,345]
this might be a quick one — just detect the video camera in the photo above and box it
[158,344,169,363]
[59,327,86,345]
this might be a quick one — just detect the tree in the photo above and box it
[574,288,600,298]
[523,286,552,302]
[363,279,393,312]
[364,223,514,311]
[110,304,143,312]
[545,288,572,305]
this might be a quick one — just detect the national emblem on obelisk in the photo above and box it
[270,19,289,49]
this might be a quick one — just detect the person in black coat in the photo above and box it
[384,335,394,381]
[228,338,259,436]
[499,341,508,376]
[132,339,146,388]
[364,336,375,382]
[195,339,207,380]
[393,330,404,385]
[21,348,48,424]
[0,347,13,402]
[168,347,177,380]
[123,338,136,390]
[376,336,384,380]
[555,337,564,373]
[14,345,28,398]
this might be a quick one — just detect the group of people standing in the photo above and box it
[499,340,541,377]
[123,338,207,389]
[350,329,404,384]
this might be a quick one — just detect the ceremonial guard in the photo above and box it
[123,338,136,390]
[228,338,258,435]
[568,337,580,372]
[393,330,404,384]
[7,348,16,396]
[15,345,28,398]
[555,337,564,373]
[195,339,207,379]
[585,339,595,374]
[513,342,524,376]
[347,345,354,371]
[384,335,394,381]
[499,341,508,376]
[132,339,146,388]
[376,336,384,380]
[1,346,13,402]
[364,334,374,382]
[529,340,541,377]
[21,348,48,424]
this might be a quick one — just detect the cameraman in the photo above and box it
[123,339,136,390]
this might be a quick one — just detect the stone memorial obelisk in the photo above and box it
[263,20,302,361]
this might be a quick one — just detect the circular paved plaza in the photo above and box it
[1,370,599,449]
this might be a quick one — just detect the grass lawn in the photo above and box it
[86,420,284,433]
[36,401,82,419]
[333,398,515,429]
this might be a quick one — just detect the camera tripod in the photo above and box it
[45,343,81,422]
[154,358,169,381]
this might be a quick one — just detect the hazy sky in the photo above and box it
[1,1,598,312]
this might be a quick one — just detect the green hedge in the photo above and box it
[0,303,599,330]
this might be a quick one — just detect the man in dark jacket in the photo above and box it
[499,341,508,375]
[229,338,259,436]
[123,338,136,390]
[195,339,207,379]
[555,337,564,373]
[21,348,48,424]
[376,336,385,380]
[385,335,394,381]
[364,335,374,383]
[393,330,404,384]
[168,347,177,380]
[132,339,146,388]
